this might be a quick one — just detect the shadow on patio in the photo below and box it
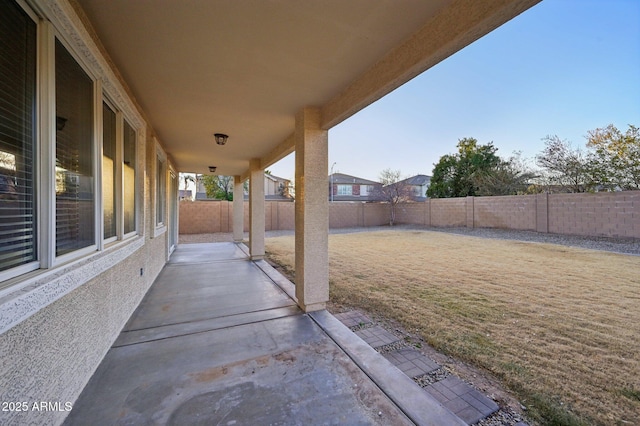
[64,242,463,425]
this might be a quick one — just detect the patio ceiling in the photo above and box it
[75,0,540,177]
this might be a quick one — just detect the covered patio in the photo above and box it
[64,242,463,425]
[75,0,542,314]
[0,1,540,424]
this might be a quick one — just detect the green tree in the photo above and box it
[200,175,234,200]
[587,124,640,190]
[427,138,502,198]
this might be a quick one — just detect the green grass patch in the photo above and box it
[618,386,640,402]
[519,391,590,426]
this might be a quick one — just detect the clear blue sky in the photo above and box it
[269,0,640,182]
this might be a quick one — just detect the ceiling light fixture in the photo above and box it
[208,166,217,173]
[214,133,228,145]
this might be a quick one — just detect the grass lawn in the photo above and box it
[265,230,640,425]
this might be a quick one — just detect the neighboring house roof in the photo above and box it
[400,174,431,185]
[265,173,290,183]
[330,173,380,186]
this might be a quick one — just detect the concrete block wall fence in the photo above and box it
[179,191,639,239]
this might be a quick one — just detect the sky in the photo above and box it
[268,0,640,182]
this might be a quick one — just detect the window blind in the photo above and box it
[55,39,95,256]
[0,1,37,272]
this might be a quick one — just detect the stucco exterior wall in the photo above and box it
[0,236,165,425]
[0,2,172,421]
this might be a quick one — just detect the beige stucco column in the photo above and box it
[249,159,265,259]
[232,175,244,242]
[294,107,329,312]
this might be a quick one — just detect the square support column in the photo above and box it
[294,107,329,312]
[249,159,265,260]
[233,175,244,242]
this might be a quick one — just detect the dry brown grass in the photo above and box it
[265,230,640,425]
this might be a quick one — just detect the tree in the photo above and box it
[369,169,415,226]
[472,152,538,196]
[427,154,458,198]
[200,175,234,200]
[586,124,640,190]
[278,179,295,200]
[427,138,503,198]
[535,135,593,193]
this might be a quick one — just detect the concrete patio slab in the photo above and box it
[64,242,465,425]
[166,241,247,264]
[124,254,295,331]
[67,314,414,425]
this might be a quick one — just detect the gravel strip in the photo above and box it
[422,226,640,256]
[415,367,451,387]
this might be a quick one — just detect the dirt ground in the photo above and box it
[264,229,640,425]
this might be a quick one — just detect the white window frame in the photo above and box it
[1,0,145,287]
[100,97,118,247]
[337,184,352,196]
[49,32,100,267]
[101,97,141,246]
[121,117,139,240]
[0,1,40,283]
[154,141,167,237]
[167,167,178,258]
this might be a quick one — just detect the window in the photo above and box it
[168,171,178,251]
[337,184,352,196]
[123,120,136,235]
[1,1,143,285]
[156,152,166,227]
[102,102,116,240]
[55,39,95,256]
[103,102,138,240]
[0,1,37,274]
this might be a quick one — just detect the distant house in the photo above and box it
[398,174,431,201]
[264,173,292,200]
[329,173,381,202]
[194,173,292,200]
